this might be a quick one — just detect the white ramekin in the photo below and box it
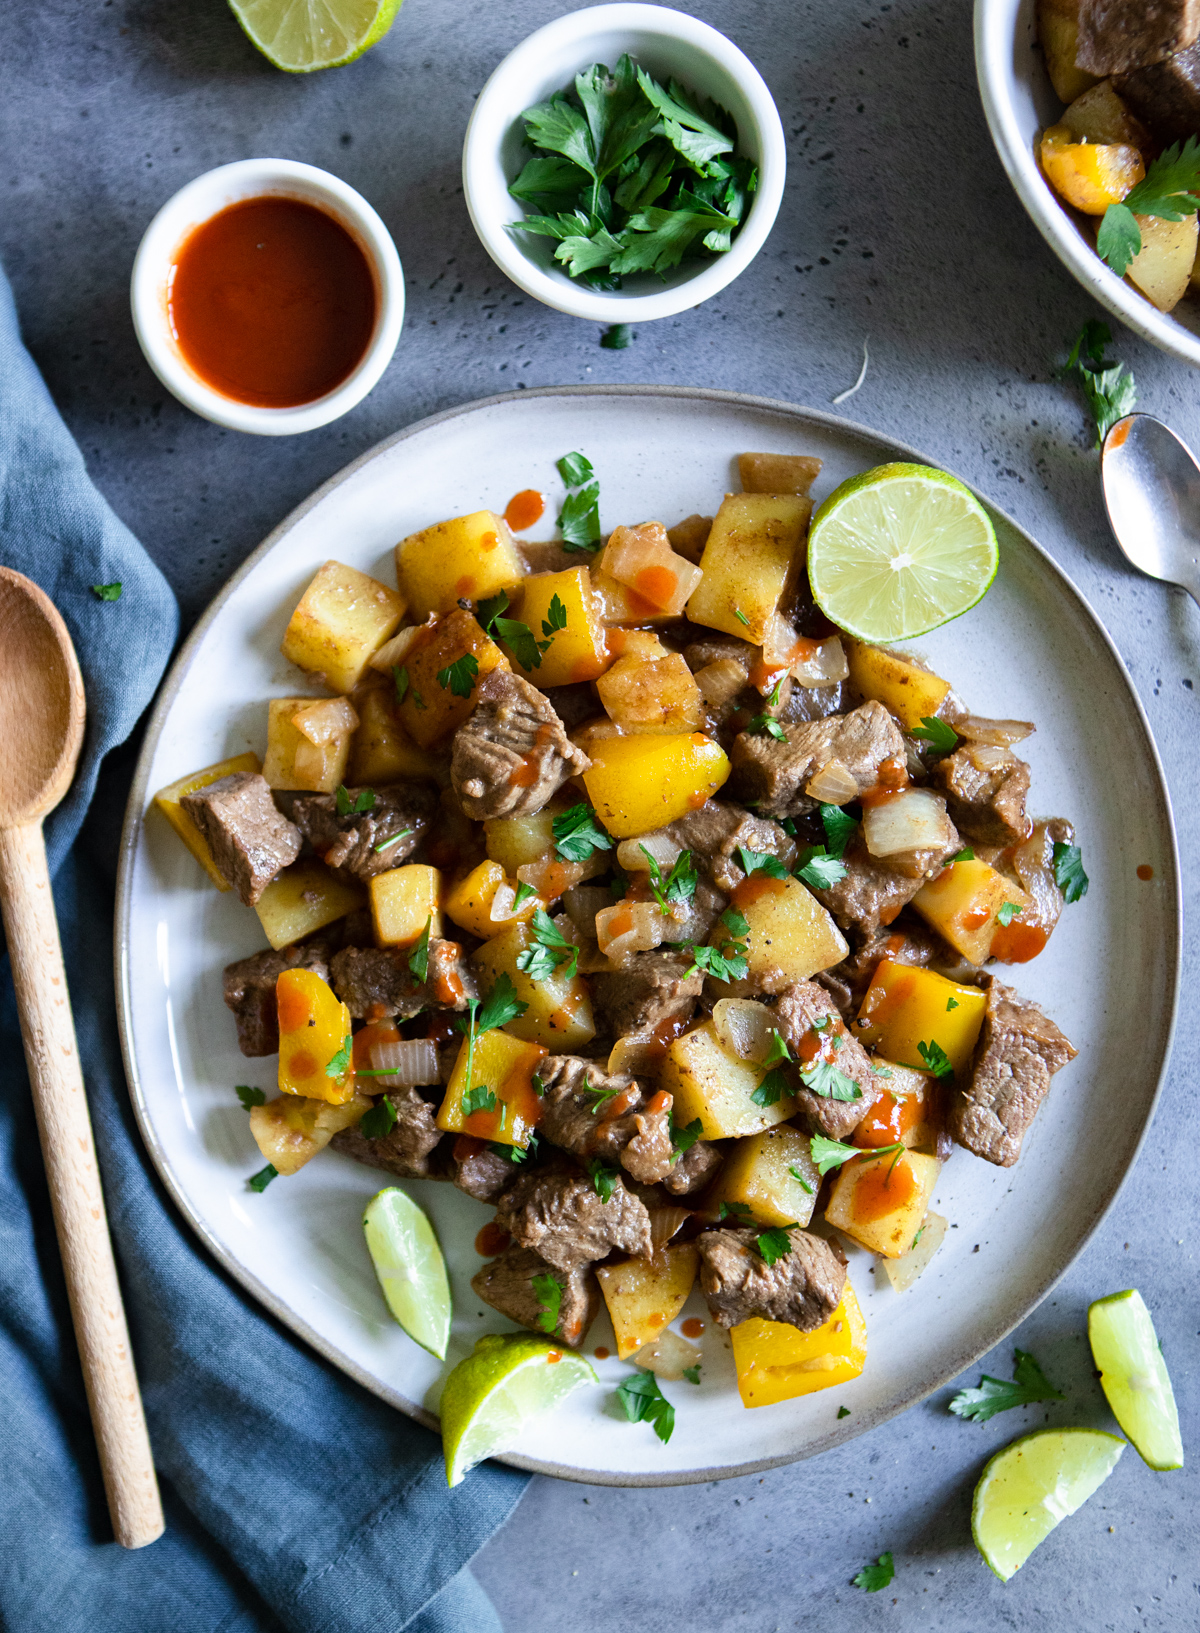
[130,159,405,435]
[462,4,786,324]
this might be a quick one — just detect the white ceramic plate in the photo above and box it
[975,0,1200,367]
[116,387,1179,1485]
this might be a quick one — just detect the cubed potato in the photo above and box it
[443,860,542,940]
[346,683,442,784]
[718,875,848,991]
[825,1149,941,1258]
[583,733,730,838]
[370,864,443,948]
[590,565,679,625]
[596,651,704,734]
[276,967,356,1105]
[853,959,987,1077]
[394,608,509,748]
[472,922,597,1050]
[595,1244,699,1360]
[1127,212,1199,312]
[249,1091,371,1175]
[705,1127,820,1229]
[851,1062,940,1154]
[505,566,611,686]
[262,697,356,793]
[597,522,704,616]
[484,803,561,874]
[254,861,365,950]
[843,641,950,730]
[394,509,524,620]
[1039,126,1143,213]
[731,1283,867,1407]
[685,492,812,644]
[882,1209,948,1292]
[737,451,823,496]
[1061,81,1149,147]
[153,751,261,890]
[659,1021,797,1139]
[911,857,1032,964]
[435,1026,546,1149]
[1036,0,1099,104]
[280,561,407,693]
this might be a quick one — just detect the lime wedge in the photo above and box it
[1089,1289,1183,1471]
[440,1333,596,1487]
[362,1187,451,1361]
[227,0,402,72]
[807,463,999,641]
[971,1428,1125,1582]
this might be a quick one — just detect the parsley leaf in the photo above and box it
[949,1348,1065,1423]
[558,481,602,551]
[325,1035,353,1080]
[462,1083,498,1118]
[1098,138,1200,278]
[437,653,479,698]
[513,881,538,912]
[392,664,409,704]
[587,1157,620,1202]
[641,845,698,911]
[236,1085,265,1110]
[582,1077,625,1114]
[516,907,580,981]
[496,615,553,671]
[757,1225,796,1266]
[531,1271,562,1336]
[361,1097,398,1139]
[335,784,375,817]
[474,974,529,1034]
[683,906,750,983]
[949,846,974,863]
[492,1135,537,1163]
[911,716,959,754]
[543,593,569,635]
[747,674,787,739]
[601,322,632,349]
[752,1029,793,1106]
[799,1058,861,1102]
[1053,840,1089,904]
[682,1364,702,1385]
[375,827,414,854]
[610,203,739,275]
[795,845,849,890]
[248,1163,278,1192]
[91,581,122,601]
[946,996,959,1012]
[819,803,859,858]
[788,1163,815,1195]
[616,1369,675,1444]
[477,590,510,635]
[408,916,432,983]
[737,845,788,881]
[553,803,613,861]
[917,1039,954,1079]
[670,1114,703,1155]
[557,451,595,486]
[718,1199,753,1220]
[1062,320,1137,446]
[635,67,734,170]
[837,1405,851,1419]
[995,901,1022,927]
[810,1134,883,1176]
[853,1552,894,1593]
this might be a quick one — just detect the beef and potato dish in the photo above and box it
[155,451,1079,1411]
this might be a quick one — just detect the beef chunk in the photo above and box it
[222,937,333,1057]
[181,772,301,905]
[330,939,477,1018]
[666,799,797,894]
[330,1086,443,1178]
[730,701,906,819]
[807,829,960,937]
[451,669,590,821]
[471,1247,601,1347]
[620,1094,675,1185]
[451,1135,525,1202]
[697,1228,847,1331]
[933,744,1030,845]
[535,1058,676,1184]
[290,783,436,882]
[773,980,881,1139]
[778,678,848,725]
[1078,0,1200,75]
[950,977,1077,1167]
[812,968,856,1026]
[496,1169,652,1269]
[1116,38,1200,137]
[590,952,703,1041]
[831,913,974,1013]
[662,1137,723,1196]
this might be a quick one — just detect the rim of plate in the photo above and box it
[115,385,1181,1486]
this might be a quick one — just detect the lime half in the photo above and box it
[808,463,999,641]
[363,1187,451,1361]
[1089,1289,1183,1471]
[228,0,402,72]
[441,1333,596,1487]
[972,1428,1125,1582]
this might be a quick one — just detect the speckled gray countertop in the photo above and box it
[2,0,1196,1625]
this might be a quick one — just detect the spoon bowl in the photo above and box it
[1100,414,1200,606]
[0,568,86,824]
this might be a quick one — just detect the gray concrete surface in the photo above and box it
[2,0,1197,1626]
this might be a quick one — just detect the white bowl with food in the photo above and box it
[462,4,786,323]
[975,0,1200,364]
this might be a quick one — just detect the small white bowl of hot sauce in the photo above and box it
[131,159,404,435]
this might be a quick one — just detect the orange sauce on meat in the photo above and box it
[732,873,787,909]
[475,1222,511,1257]
[1137,864,1154,881]
[598,1085,640,1124]
[276,984,313,1033]
[858,755,910,808]
[681,1317,705,1338]
[504,490,545,531]
[851,1152,917,1223]
[990,921,1049,963]
[853,1088,924,1148]
[511,754,540,787]
[634,564,678,609]
[169,197,376,407]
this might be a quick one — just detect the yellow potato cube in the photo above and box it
[254,861,365,950]
[583,733,730,838]
[262,697,355,793]
[443,860,542,941]
[1127,212,1199,313]
[395,608,509,748]
[484,804,560,874]
[843,641,950,730]
[1036,0,1099,104]
[394,509,524,620]
[659,1021,797,1139]
[472,922,596,1051]
[685,492,812,643]
[249,1092,371,1175]
[595,1244,700,1360]
[505,566,612,687]
[596,651,704,735]
[280,561,407,693]
[346,684,442,784]
[731,1284,867,1407]
[718,875,848,991]
[436,1026,546,1149]
[824,1150,941,1258]
[911,856,1033,965]
[1039,125,1143,214]
[369,864,443,949]
[276,967,356,1105]
[152,751,261,890]
[853,958,987,1076]
[737,451,823,496]
[705,1127,820,1229]
[1060,82,1148,148]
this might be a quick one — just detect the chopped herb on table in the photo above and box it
[600,322,632,348]
[682,1364,702,1386]
[949,1348,1064,1423]
[852,1552,894,1593]
[616,1368,675,1443]
[1062,320,1137,446]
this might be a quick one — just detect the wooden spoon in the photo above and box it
[0,568,163,1549]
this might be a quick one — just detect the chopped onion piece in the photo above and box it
[953,715,1035,747]
[791,635,848,688]
[607,1034,656,1076]
[712,997,777,1064]
[369,617,436,674]
[290,696,359,745]
[862,788,953,858]
[694,658,748,705]
[630,1328,701,1380]
[517,852,605,899]
[806,758,859,804]
[563,884,611,936]
[598,522,704,615]
[367,1037,440,1088]
[616,831,681,873]
[595,899,673,959]
[647,1207,693,1255]
[882,1210,947,1292]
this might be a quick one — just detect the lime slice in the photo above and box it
[971,1428,1125,1582]
[362,1187,451,1361]
[228,0,402,72]
[1089,1289,1183,1471]
[807,463,999,641]
[440,1333,596,1487]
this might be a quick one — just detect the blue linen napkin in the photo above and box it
[0,266,527,1633]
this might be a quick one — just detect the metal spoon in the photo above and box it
[1100,413,1200,606]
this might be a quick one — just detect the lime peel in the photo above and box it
[1089,1288,1183,1471]
[362,1187,451,1361]
[228,0,402,72]
[971,1427,1125,1582]
[441,1333,596,1487]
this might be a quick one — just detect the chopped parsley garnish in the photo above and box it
[542,592,569,634]
[682,1364,702,1385]
[587,1158,620,1202]
[852,1552,894,1593]
[495,594,568,672]
[911,1224,926,1249]
[819,802,858,858]
[995,901,1022,927]
[555,452,602,550]
[374,827,414,853]
[917,1039,954,1079]
[669,1114,703,1156]
[810,1134,903,1176]
[553,802,614,861]
[837,1405,851,1419]
[751,1029,793,1107]
[513,880,538,912]
[737,845,788,881]
[949,846,974,863]
[437,652,480,698]
[335,784,375,818]
[946,996,959,1012]
[325,1034,353,1080]
[1097,138,1200,279]
[798,1058,861,1102]
[795,845,848,890]
[871,1062,893,1078]
[718,1199,753,1221]
[531,1271,562,1336]
[641,845,698,911]
[392,664,409,704]
[734,606,750,627]
[248,1163,278,1192]
[1052,840,1089,904]
[601,322,632,349]
[453,975,529,1095]
[408,916,432,982]
[911,716,959,754]
[516,907,580,981]
[582,1076,625,1114]
[1062,319,1137,446]
[556,451,594,487]
[756,1225,796,1266]
[476,589,509,635]
[461,1083,498,1118]
[235,1085,265,1110]
[361,1097,398,1139]
[949,1348,1065,1423]
[91,581,123,601]
[788,1164,815,1195]
[616,1369,675,1444]
[747,674,787,739]
[531,1072,545,1098]
[492,1135,537,1163]
[683,906,749,983]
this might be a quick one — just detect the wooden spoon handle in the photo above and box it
[0,822,163,1549]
